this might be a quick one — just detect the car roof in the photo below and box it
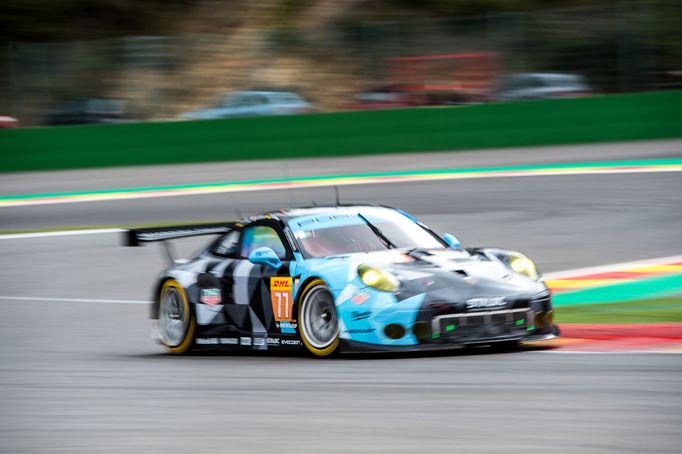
[506,73,582,81]
[235,205,399,226]
[279,205,397,218]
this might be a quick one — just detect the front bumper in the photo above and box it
[341,302,558,352]
[429,306,556,344]
[340,330,559,353]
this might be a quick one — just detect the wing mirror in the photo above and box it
[248,247,282,269]
[442,233,461,249]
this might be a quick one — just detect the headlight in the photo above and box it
[357,264,399,292]
[506,252,540,280]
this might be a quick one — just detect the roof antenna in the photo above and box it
[334,186,340,206]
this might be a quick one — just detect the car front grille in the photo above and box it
[432,308,531,342]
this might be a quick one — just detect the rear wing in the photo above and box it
[124,222,235,264]
[124,222,234,246]
[124,222,235,246]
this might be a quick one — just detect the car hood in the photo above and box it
[319,248,547,303]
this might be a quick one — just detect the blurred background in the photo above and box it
[1,2,682,453]
[1,0,681,127]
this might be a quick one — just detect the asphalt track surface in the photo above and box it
[1,140,681,453]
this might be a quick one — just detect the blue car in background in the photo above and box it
[180,90,312,120]
[125,205,558,357]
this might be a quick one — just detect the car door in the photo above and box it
[196,93,232,119]
[217,92,249,118]
[226,221,297,348]
[238,93,269,117]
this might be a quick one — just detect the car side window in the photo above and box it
[212,230,240,257]
[226,93,247,107]
[240,226,287,259]
[252,95,268,105]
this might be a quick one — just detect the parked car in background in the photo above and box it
[345,86,412,110]
[181,91,312,120]
[43,98,126,126]
[495,73,591,101]
[0,116,18,129]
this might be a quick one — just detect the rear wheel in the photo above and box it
[298,279,339,357]
[158,279,195,354]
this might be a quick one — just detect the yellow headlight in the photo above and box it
[358,264,399,292]
[509,254,539,280]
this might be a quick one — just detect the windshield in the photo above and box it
[288,208,445,258]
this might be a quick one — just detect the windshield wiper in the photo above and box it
[357,213,396,249]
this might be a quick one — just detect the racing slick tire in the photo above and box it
[298,279,340,357]
[158,279,196,355]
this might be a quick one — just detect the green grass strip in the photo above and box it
[556,295,682,324]
[1,90,681,173]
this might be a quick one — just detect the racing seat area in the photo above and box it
[240,226,287,258]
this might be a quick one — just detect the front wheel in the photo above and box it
[158,279,196,354]
[298,279,339,357]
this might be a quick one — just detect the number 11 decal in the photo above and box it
[270,277,294,322]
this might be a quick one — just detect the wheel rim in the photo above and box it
[159,286,188,347]
[301,286,338,349]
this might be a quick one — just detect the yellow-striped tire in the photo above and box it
[158,279,196,355]
[298,279,340,357]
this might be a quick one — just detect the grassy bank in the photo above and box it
[1,91,681,173]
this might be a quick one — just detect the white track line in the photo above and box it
[532,350,682,355]
[0,228,123,240]
[543,255,682,279]
[0,295,148,304]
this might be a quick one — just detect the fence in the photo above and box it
[0,1,679,126]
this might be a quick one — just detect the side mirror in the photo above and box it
[248,247,282,269]
[442,233,461,249]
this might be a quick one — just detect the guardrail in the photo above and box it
[1,91,680,173]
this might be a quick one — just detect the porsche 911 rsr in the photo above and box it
[125,205,558,356]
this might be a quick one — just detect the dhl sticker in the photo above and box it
[270,277,294,322]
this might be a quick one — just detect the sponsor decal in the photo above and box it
[351,289,370,305]
[336,284,358,305]
[344,328,376,334]
[350,310,371,321]
[253,337,265,346]
[197,337,240,345]
[466,297,507,311]
[200,288,221,305]
[196,337,219,345]
[270,277,294,322]
[281,339,301,346]
[278,321,297,334]
[267,337,280,346]
[240,337,252,346]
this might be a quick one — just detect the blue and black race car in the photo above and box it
[125,205,558,356]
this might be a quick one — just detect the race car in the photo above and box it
[125,205,558,356]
